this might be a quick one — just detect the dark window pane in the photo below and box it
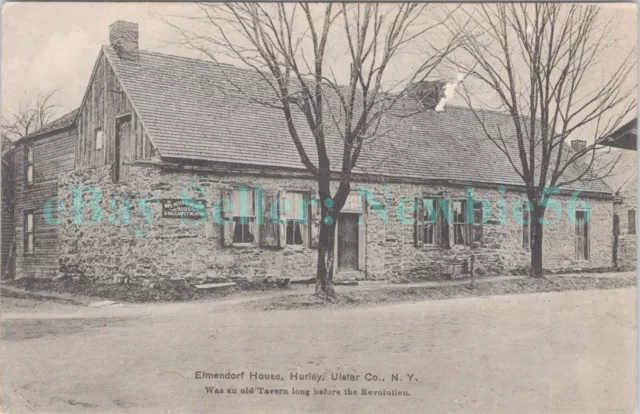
[233,217,254,243]
[286,221,304,245]
[294,222,303,245]
[286,221,293,245]
[628,210,636,235]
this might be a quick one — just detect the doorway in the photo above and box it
[337,213,359,271]
[114,114,131,182]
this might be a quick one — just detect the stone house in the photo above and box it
[10,21,615,281]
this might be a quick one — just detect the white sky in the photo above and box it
[1,2,637,137]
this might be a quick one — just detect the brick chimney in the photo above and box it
[571,139,586,153]
[109,21,139,61]
[407,80,446,110]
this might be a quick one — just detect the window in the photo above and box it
[231,188,256,244]
[417,198,483,247]
[284,191,308,245]
[522,203,531,250]
[25,144,33,185]
[24,211,34,254]
[424,199,443,245]
[452,200,467,245]
[95,129,104,150]
[575,210,590,260]
[628,209,636,235]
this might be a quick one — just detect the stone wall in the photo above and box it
[54,163,614,283]
[364,183,613,279]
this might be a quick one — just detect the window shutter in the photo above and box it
[358,199,367,270]
[442,200,451,249]
[415,197,424,247]
[471,202,483,245]
[310,189,321,248]
[585,219,590,260]
[277,190,286,249]
[260,189,279,247]
[221,187,234,247]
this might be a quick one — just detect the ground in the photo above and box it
[1,278,636,413]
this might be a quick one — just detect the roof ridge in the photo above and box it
[107,46,533,124]
[105,45,238,70]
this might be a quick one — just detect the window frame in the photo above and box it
[24,210,35,255]
[452,199,468,245]
[95,128,104,151]
[423,198,443,246]
[283,190,310,247]
[230,187,258,245]
[24,143,34,186]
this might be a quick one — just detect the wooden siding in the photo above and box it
[75,51,154,178]
[14,128,76,278]
[2,149,15,278]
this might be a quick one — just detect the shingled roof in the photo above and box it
[102,46,611,194]
[18,108,78,142]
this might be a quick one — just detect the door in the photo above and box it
[114,115,131,182]
[575,210,589,260]
[337,213,359,271]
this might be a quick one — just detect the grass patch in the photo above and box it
[3,277,289,303]
[258,275,637,311]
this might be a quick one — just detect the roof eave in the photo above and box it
[13,112,78,145]
[136,157,614,198]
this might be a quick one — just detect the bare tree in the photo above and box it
[448,4,636,277]
[169,3,459,301]
[1,90,59,143]
[2,89,59,199]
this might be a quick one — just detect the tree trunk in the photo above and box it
[315,219,338,302]
[530,205,545,278]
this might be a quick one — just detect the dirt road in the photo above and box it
[1,288,636,413]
